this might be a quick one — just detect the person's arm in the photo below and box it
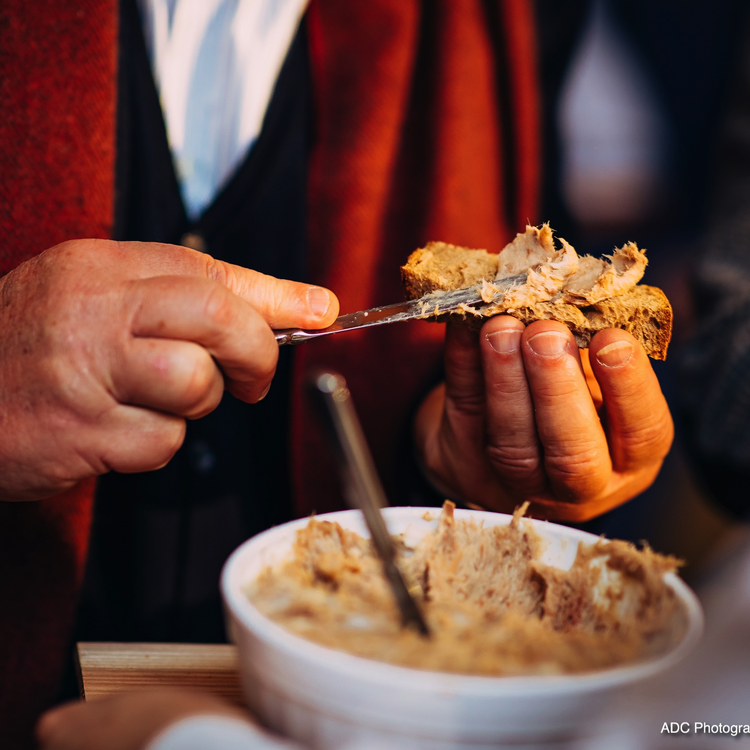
[0,238,338,502]
[415,316,673,522]
[36,691,393,750]
[35,691,301,750]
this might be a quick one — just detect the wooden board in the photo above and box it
[76,642,245,706]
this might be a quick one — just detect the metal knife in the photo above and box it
[274,272,528,345]
[308,370,430,636]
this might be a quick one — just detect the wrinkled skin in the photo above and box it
[0,239,338,501]
[415,316,673,522]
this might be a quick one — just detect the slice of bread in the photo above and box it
[401,235,673,360]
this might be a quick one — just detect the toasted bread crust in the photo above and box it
[402,242,499,299]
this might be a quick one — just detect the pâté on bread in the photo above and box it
[401,224,672,360]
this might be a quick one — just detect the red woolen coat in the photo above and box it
[0,1,540,746]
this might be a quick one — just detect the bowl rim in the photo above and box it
[221,506,704,697]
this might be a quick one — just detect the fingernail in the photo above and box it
[595,340,633,368]
[526,331,569,357]
[257,383,271,402]
[486,329,522,354]
[307,287,331,317]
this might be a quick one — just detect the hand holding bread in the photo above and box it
[401,224,673,360]
[409,226,674,521]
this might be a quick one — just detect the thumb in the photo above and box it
[213,264,340,329]
[209,264,340,330]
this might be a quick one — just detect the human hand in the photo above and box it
[36,690,251,750]
[0,239,339,501]
[414,316,673,522]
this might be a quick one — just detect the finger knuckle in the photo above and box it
[252,358,278,399]
[489,378,530,400]
[38,241,108,318]
[484,443,541,481]
[46,355,90,411]
[49,239,103,275]
[185,388,223,420]
[545,444,602,478]
[544,442,609,499]
[202,284,236,329]
[51,446,102,485]
[155,420,187,466]
[251,329,279,372]
[619,414,674,460]
[262,353,278,382]
[48,239,84,262]
[204,257,229,287]
[446,391,485,419]
[232,358,277,404]
[254,274,293,320]
[271,284,293,319]
[533,380,581,402]
[180,363,219,413]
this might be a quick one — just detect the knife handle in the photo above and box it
[274,329,306,346]
[274,327,334,345]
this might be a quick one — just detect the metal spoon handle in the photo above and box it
[308,371,430,636]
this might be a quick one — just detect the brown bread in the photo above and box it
[401,239,673,360]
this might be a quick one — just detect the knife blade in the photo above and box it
[274,272,528,345]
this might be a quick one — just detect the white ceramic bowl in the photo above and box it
[221,508,703,750]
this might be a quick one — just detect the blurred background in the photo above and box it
[541,0,749,572]
[548,5,750,750]
[548,4,750,743]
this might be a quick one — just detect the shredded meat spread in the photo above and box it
[248,502,686,676]
[477,224,647,314]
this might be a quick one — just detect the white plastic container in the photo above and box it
[221,508,703,750]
